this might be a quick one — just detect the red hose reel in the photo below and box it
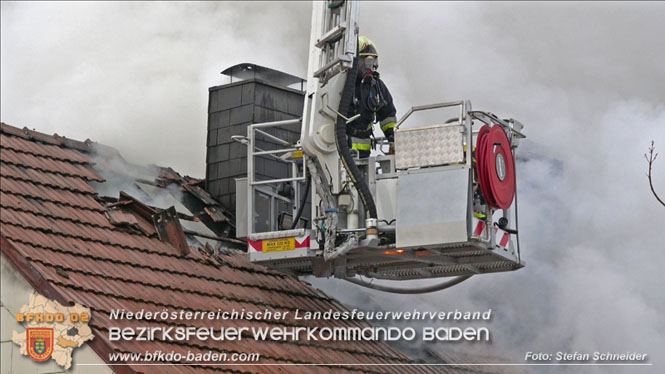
[476,125,516,210]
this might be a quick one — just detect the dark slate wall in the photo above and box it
[206,79,304,212]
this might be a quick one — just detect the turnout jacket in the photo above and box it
[346,71,397,152]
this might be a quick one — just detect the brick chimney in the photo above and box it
[205,63,305,213]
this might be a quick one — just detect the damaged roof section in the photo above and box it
[0,122,443,374]
[89,141,235,242]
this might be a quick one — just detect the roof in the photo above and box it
[0,122,447,374]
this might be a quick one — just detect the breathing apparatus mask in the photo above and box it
[359,56,379,77]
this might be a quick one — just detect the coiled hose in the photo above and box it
[335,57,378,219]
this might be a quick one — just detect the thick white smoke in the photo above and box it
[1,1,311,176]
[3,2,664,372]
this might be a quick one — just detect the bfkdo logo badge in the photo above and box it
[27,328,54,362]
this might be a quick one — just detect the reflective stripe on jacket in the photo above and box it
[351,136,371,151]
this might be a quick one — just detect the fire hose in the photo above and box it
[335,56,378,220]
[343,275,472,294]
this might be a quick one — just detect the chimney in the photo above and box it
[205,63,306,213]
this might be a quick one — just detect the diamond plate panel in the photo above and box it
[395,124,464,169]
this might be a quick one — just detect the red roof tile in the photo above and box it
[0,122,441,374]
[1,146,103,181]
[0,176,104,210]
[1,162,97,193]
[1,131,90,163]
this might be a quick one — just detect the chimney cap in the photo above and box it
[221,63,305,88]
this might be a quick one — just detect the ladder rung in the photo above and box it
[315,23,347,48]
[313,56,352,78]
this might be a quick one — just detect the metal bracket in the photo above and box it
[231,135,248,145]
[320,92,361,124]
[306,157,338,257]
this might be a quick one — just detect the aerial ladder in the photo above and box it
[235,0,527,293]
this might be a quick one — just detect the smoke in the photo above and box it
[89,143,193,216]
[1,1,312,177]
[3,2,665,372]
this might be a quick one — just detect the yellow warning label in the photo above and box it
[262,237,296,253]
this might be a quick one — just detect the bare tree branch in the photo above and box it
[645,140,665,207]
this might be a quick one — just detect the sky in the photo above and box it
[2,2,665,373]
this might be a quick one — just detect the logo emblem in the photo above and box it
[27,328,54,362]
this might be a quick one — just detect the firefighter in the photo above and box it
[346,36,397,158]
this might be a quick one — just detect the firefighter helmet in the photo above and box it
[359,36,378,57]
